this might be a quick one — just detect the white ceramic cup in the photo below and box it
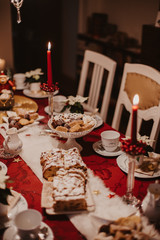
[53,95,66,112]
[13,73,26,90]
[101,130,120,152]
[30,82,41,93]
[14,209,42,240]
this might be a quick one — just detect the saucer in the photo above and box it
[3,222,54,240]
[23,89,59,99]
[0,161,7,174]
[0,191,28,229]
[23,89,49,98]
[16,85,28,90]
[93,141,123,157]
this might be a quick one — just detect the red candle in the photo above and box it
[131,94,139,144]
[47,42,53,87]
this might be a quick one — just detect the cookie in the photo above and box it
[56,126,68,132]
[69,120,83,127]
[18,118,30,126]
[70,124,81,132]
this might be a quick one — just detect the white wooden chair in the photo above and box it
[77,50,117,122]
[112,63,160,149]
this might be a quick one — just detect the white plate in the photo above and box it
[93,141,123,157]
[44,106,103,128]
[0,161,7,174]
[84,112,103,128]
[3,221,54,240]
[0,190,28,229]
[1,115,44,133]
[23,89,58,99]
[117,154,160,179]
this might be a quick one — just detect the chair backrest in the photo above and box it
[77,50,117,122]
[112,63,160,149]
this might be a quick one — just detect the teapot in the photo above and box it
[3,127,23,155]
[142,182,160,223]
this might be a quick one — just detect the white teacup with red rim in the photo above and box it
[101,130,120,152]
[13,209,42,240]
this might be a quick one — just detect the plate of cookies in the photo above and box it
[0,110,44,133]
[48,113,96,151]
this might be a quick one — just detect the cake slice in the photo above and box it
[52,171,87,211]
[41,148,63,180]
[63,147,87,171]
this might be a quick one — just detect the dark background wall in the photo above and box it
[11,0,79,93]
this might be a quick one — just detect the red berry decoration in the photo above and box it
[120,138,147,156]
[40,82,59,92]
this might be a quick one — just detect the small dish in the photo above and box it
[0,149,18,159]
[1,114,44,133]
[23,89,58,99]
[16,85,28,90]
[0,161,7,174]
[23,89,48,99]
[93,140,123,157]
[3,221,54,240]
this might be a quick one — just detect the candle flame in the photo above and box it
[48,42,51,50]
[133,94,139,105]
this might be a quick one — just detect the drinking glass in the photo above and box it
[123,154,141,206]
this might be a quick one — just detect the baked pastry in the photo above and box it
[52,171,87,211]
[41,147,88,211]
[63,147,87,171]
[40,149,63,180]
[41,147,87,181]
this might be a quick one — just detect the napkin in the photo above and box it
[7,190,21,212]
[135,154,160,176]
[41,181,54,208]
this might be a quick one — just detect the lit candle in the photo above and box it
[47,42,53,87]
[131,94,139,144]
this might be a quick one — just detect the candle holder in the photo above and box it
[40,82,59,116]
[123,154,142,206]
[121,138,147,206]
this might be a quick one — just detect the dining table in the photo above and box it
[0,90,159,240]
